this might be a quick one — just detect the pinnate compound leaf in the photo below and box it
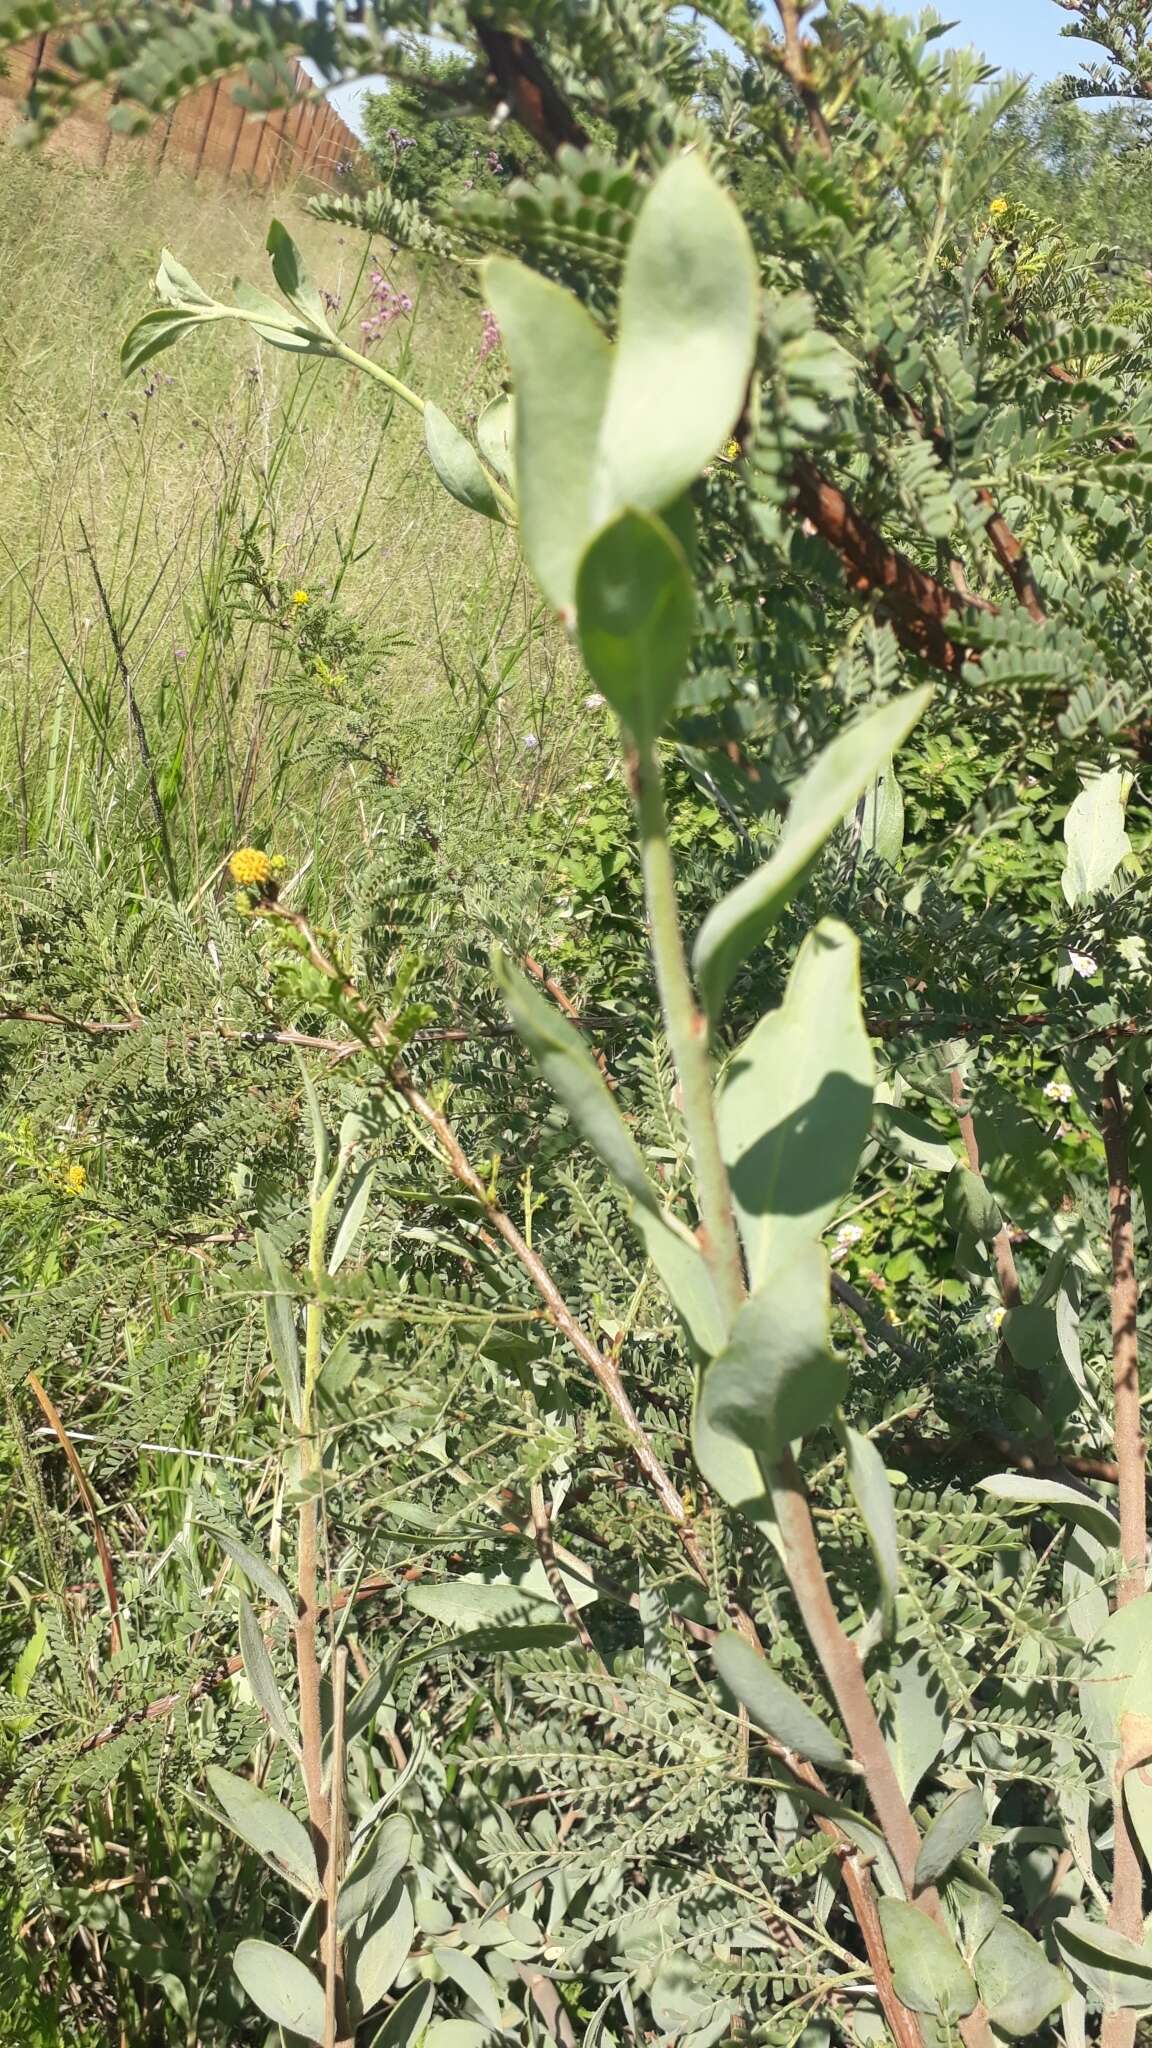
[482,256,611,613]
[973,1916,1067,2038]
[693,690,932,1019]
[1053,1913,1152,2011]
[978,1472,1119,1549]
[842,1424,900,1637]
[349,1881,416,2018]
[491,949,725,1355]
[1062,767,1132,906]
[367,1982,435,2048]
[254,1228,302,1423]
[266,218,335,336]
[233,1940,324,2041]
[717,920,874,1287]
[206,1766,319,1897]
[202,1524,296,1622]
[877,1899,977,2019]
[711,1630,848,1769]
[424,402,505,522]
[575,510,694,742]
[694,1239,845,1487]
[914,1787,984,1889]
[236,1593,296,1749]
[338,1814,414,1932]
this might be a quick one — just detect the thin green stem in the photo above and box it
[630,737,746,1326]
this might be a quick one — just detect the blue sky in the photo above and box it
[324,1,1096,136]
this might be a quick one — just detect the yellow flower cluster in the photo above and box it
[291,589,310,607]
[989,195,1009,219]
[228,847,274,889]
[64,1162,87,1194]
[723,438,742,461]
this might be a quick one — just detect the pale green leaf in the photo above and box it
[880,1654,947,1800]
[973,1915,1068,2037]
[266,218,335,337]
[424,402,504,522]
[232,280,325,354]
[877,1899,977,2019]
[236,1593,297,1750]
[593,153,758,524]
[914,1787,983,1889]
[339,1814,414,1933]
[842,1424,899,1637]
[693,690,932,1019]
[203,1524,296,1622]
[121,306,217,375]
[717,920,874,1286]
[349,1881,416,2017]
[858,761,905,864]
[1054,1913,1152,2011]
[711,1630,848,1769]
[434,1947,504,2029]
[978,1473,1119,1550]
[254,1229,302,1423]
[874,1104,957,1173]
[206,1766,319,1897]
[423,2026,491,2048]
[1062,767,1132,906]
[406,1579,570,1631]
[575,510,694,743]
[233,1939,324,2041]
[329,1161,376,1275]
[693,1240,845,1485]
[367,1982,435,2048]
[297,1054,329,1193]
[477,394,514,483]
[482,257,611,614]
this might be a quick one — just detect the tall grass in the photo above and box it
[0,149,586,899]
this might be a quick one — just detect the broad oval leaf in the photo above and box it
[366,1981,435,2048]
[1053,1912,1152,2011]
[978,1472,1119,1550]
[338,1814,414,1932]
[914,1786,984,1890]
[881,1654,947,1801]
[1062,767,1132,906]
[711,1630,848,1769]
[121,306,216,376]
[694,1240,845,1485]
[593,152,758,524]
[206,1765,319,1897]
[433,1947,504,2029]
[482,256,611,614]
[973,1915,1067,2038]
[877,1898,977,2020]
[717,920,874,1286]
[236,1592,297,1750]
[233,1939,324,2040]
[266,218,336,337]
[424,402,504,522]
[693,689,932,1019]
[575,510,694,743]
[348,1880,416,2018]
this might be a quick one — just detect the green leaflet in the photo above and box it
[233,1940,325,2041]
[1054,1913,1152,2011]
[841,1423,899,1638]
[424,402,505,523]
[692,689,932,1020]
[265,219,336,339]
[236,1593,297,1750]
[254,1228,302,1423]
[880,1654,947,1800]
[432,1948,504,2029]
[329,1160,376,1275]
[348,1881,416,2018]
[711,1630,849,1769]
[338,1815,414,1933]
[978,1472,1119,1550]
[202,1523,296,1622]
[1079,1592,1152,1769]
[693,1240,845,1488]
[205,1766,318,1898]
[477,393,514,482]
[366,1983,435,2048]
[717,920,874,1287]
[914,1786,984,1889]
[858,760,905,864]
[575,509,694,743]
[1061,766,1132,906]
[484,152,758,615]
[491,948,725,1354]
[877,1899,977,2020]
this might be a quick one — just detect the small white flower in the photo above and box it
[522,733,540,751]
[584,692,606,711]
[1044,1079,1073,1105]
[830,1221,864,1263]
[1068,950,1098,978]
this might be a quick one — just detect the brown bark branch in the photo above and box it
[469,18,589,154]
[1101,1067,1146,1602]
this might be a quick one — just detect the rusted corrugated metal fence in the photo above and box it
[0,38,363,187]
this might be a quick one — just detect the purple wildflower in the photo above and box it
[479,308,501,361]
[360,268,413,345]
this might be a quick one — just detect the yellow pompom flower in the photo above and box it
[228,847,274,889]
[65,1162,87,1194]
[291,589,310,607]
[989,196,1009,219]
[723,438,741,461]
